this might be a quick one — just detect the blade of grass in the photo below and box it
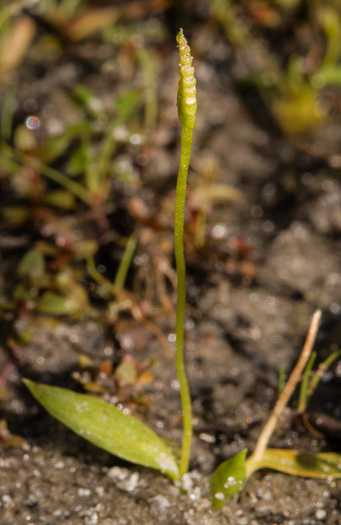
[114,234,137,288]
[305,349,341,408]
[297,351,317,415]
[2,143,92,205]
[0,80,15,141]
[95,90,141,192]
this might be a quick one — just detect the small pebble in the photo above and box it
[107,466,129,481]
[149,494,171,513]
[116,472,139,492]
[78,488,91,497]
[315,509,326,520]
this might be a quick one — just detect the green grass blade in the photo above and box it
[23,379,180,481]
[306,350,341,407]
[114,233,137,288]
[297,351,317,414]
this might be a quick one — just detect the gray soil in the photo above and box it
[1,20,341,525]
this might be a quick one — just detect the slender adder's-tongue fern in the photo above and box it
[22,30,341,506]
[23,29,198,484]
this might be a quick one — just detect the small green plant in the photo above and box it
[297,348,341,417]
[173,27,197,477]
[24,30,341,507]
[212,0,341,135]
[210,310,341,508]
[24,27,198,485]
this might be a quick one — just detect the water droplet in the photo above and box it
[130,133,142,145]
[212,224,226,239]
[251,205,263,218]
[262,220,274,233]
[311,74,325,89]
[266,296,276,306]
[330,303,340,314]
[25,115,40,130]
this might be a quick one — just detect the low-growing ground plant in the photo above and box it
[212,0,341,136]
[24,29,341,509]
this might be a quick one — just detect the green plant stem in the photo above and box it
[174,125,194,477]
[137,48,158,131]
[306,349,341,406]
[114,233,137,288]
[277,365,286,398]
[297,351,317,415]
[1,80,15,142]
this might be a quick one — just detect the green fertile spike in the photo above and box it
[176,29,197,129]
[174,29,197,477]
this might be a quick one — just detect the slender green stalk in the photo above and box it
[298,349,340,415]
[137,47,158,131]
[174,29,197,477]
[277,365,286,398]
[297,351,317,415]
[1,80,15,142]
[114,233,137,288]
[174,126,194,477]
[305,349,341,407]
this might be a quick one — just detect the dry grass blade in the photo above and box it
[65,8,119,41]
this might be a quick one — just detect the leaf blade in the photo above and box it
[210,449,247,509]
[23,379,179,481]
[246,449,341,479]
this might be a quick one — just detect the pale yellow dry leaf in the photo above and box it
[66,8,119,41]
[190,184,243,212]
[0,17,36,79]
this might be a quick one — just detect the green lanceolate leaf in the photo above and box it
[23,379,180,481]
[246,449,341,479]
[210,449,247,509]
[35,293,82,315]
[18,249,45,280]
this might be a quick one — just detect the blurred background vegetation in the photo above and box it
[1,0,341,378]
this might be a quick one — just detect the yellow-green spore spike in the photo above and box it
[176,29,197,130]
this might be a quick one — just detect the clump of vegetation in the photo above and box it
[212,0,341,136]
[0,2,173,356]
[24,30,341,509]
